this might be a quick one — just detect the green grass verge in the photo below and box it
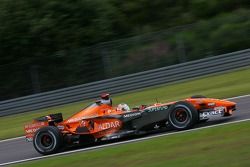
[13,120,250,167]
[1,67,250,140]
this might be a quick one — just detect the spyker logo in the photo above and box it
[146,106,168,112]
[66,114,98,123]
[200,107,225,118]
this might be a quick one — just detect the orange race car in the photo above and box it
[24,94,236,155]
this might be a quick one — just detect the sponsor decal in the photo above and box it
[98,121,120,130]
[80,120,87,127]
[106,109,112,114]
[66,115,98,123]
[67,117,83,123]
[25,127,40,134]
[208,102,216,106]
[214,106,225,112]
[25,122,48,134]
[154,124,160,129]
[123,112,141,118]
[200,107,225,119]
[96,129,117,138]
[146,106,168,112]
[79,120,94,130]
[24,122,46,129]
[26,137,33,142]
[110,135,120,139]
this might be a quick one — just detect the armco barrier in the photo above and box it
[0,49,250,116]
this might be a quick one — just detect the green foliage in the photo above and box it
[173,9,250,60]
[0,0,249,100]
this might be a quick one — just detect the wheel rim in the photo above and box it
[169,106,192,129]
[174,109,188,122]
[35,131,56,153]
[41,134,53,147]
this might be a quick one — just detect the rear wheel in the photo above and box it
[168,101,198,130]
[33,126,63,155]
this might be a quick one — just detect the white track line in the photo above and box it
[0,94,249,143]
[0,136,24,143]
[1,118,250,166]
[226,94,250,100]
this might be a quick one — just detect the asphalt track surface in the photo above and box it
[0,95,249,166]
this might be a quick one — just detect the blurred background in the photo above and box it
[0,0,249,101]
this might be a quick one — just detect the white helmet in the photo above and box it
[117,103,130,112]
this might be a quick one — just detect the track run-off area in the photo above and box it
[0,94,249,166]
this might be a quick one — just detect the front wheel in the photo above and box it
[167,101,198,130]
[33,126,63,155]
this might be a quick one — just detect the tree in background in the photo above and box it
[0,0,249,100]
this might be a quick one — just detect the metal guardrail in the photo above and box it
[1,49,250,116]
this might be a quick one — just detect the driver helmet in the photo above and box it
[117,103,130,112]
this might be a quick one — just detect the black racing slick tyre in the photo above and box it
[167,101,198,130]
[33,126,63,155]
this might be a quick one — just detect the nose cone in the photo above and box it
[220,99,236,107]
[219,99,236,113]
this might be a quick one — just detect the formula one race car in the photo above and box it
[24,94,236,155]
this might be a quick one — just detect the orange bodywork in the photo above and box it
[62,104,123,137]
[186,98,236,114]
[24,97,236,142]
[24,121,49,140]
[24,103,125,141]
